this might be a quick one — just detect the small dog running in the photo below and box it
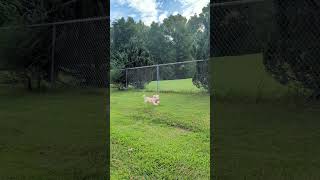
[143,94,160,105]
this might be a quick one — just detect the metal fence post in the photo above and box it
[51,24,56,84]
[156,65,160,93]
[125,68,128,89]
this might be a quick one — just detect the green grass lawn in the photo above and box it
[146,78,206,93]
[0,86,107,179]
[211,54,320,179]
[111,53,320,179]
[110,89,210,179]
[1,53,319,179]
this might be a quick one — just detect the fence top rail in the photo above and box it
[211,0,265,7]
[121,59,209,70]
[0,16,110,30]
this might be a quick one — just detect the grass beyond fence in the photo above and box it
[146,78,206,93]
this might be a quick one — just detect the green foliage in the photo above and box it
[111,4,210,91]
[110,69,126,89]
[0,0,107,90]
[111,18,154,89]
[211,0,274,57]
[0,0,21,26]
[146,22,173,65]
[188,5,210,90]
[0,24,52,90]
[162,14,192,64]
[263,0,320,100]
[193,61,209,90]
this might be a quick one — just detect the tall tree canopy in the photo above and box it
[110,4,210,90]
[263,0,320,100]
[0,0,108,90]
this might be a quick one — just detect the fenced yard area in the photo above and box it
[109,1,210,178]
[110,67,210,178]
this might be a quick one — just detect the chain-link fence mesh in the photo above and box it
[0,17,109,179]
[55,18,109,87]
[210,0,320,103]
[211,1,320,179]
[0,25,52,86]
[111,60,208,93]
[127,66,157,90]
[0,17,109,89]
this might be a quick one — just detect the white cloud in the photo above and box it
[172,11,179,16]
[114,0,159,25]
[112,0,209,25]
[158,11,168,23]
[110,10,126,21]
[178,0,209,19]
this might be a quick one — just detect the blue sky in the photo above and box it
[111,0,209,25]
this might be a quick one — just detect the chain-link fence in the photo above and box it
[211,1,320,179]
[111,59,209,93]
[0,17,109,179]
[0,17,109,89]
[210,0,320,103]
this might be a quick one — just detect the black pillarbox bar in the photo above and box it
[211,0,320,179]
[0,0,110,179]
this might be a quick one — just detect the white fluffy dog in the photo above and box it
[143,94,160,105]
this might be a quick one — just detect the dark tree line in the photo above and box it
[263,0,320,100]
[0,0,108,90]
[211,0,320,100]
[111,4,210,90]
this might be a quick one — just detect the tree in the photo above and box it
[111,18,153,89]
[263,0,320,100]
[188,4,210,90]
[146,22,176,80]
[162,15,193,79]
[110,7,211,91]
[211,0,274,57]
[0,0,21,26]
[147,22,174,65]
[0,0,108,90]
